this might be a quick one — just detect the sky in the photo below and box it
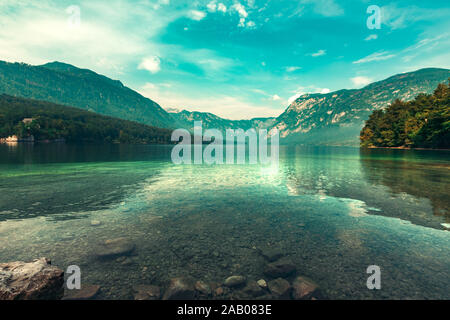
[0,0,449,119]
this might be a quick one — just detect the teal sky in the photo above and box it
[1,0,449,119]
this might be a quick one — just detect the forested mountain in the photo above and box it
[0,61,176,128]
[269,68,450,146]
[169,109,276,132]
[360,80,449,149]
[0,95,173,144]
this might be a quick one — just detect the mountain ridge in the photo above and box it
[0,60,175,128]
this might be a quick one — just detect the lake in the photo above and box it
[0,143,449,299]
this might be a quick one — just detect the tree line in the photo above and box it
[0,95,173,144]
[361,80,449,149]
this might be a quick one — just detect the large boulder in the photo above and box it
[163,277,195,300]
[0,258,64,300]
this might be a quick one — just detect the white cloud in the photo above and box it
[187,10,207,21]
[246,21,256,28]
[272,94,281,101]
[311,49,326,57]
[232,3,250,27]
[138,56,161,74]
[353,51,396,64]
[140,83,281,119]
[364,34,378,41]
[232,3,248,18]
[351,76,373,87]
[286,66,302,72]
[217,3,227,13]
[207,1,217,12]
[206,1,226,13]
[301,0,344,17]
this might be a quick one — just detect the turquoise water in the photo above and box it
[0,144,449,299]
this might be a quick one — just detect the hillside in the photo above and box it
[269,68,450,146]
[0,95,173,144]
[0,61,176,128]
[360,80,449,149]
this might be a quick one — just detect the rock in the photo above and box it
[242,281,265,297]
[224,275,246,288]
[90,220,101,226]
[64,285,100,300]
[120,258,133,266]
[133,285,161,300]
[268,278,291,299]
[94,238,135,259]
[259,247,284,262]
[163,277,195,300]
[257,279,267,288]
[292,276,320,300]
[214,287,224,296]
[263,258,296,278]
[195,281,211,296]
[0,258,64,300]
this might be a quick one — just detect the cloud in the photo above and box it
[286,66,302,72]
[217,3,227,13]
[187,10,207,21]
[351,76,373,87]
[353,51,396,64]
[311,49,326,57]
[300,0,344,17]
[138,56,161,74]
[140,83,281,119]
[364,34,378,41]
[381,4,450,30]
[206,1,227,13]
[232,3,250,27]
[272,94,281,101]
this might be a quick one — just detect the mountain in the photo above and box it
[0,61,175,128]
[0,94,173,144]
[269,68,450,146]
[169,109,276,132]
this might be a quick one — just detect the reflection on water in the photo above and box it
[0,144,449,300]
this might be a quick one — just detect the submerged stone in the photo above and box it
[259,247,284,262]
[195,281,212,296]
[224,275,246,287]
[94,238,135,259]
[257,279,268,288]
[268,278,291,299]
[242,281,265,297]
[64,284,100,300]
[263,258,296,278]
[163,277,195,300]
[133,285,161,300]
[292,276,320,300]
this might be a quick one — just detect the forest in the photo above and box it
[360,80,449,149]
[0,95,173,144]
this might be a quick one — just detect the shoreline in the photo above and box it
[366,146,450,151]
